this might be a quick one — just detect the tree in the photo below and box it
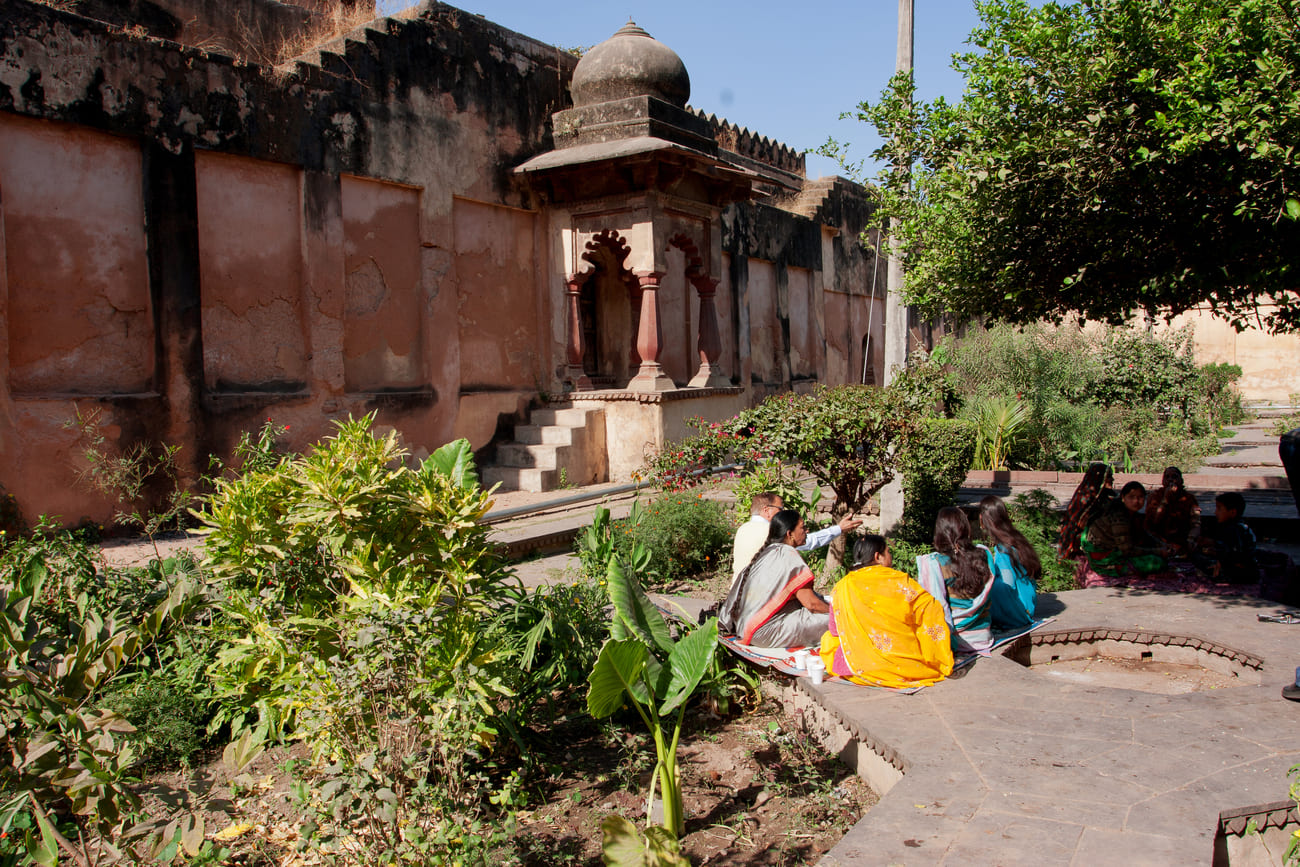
[850,0,1300,333]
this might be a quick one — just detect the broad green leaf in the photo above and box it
[606,558,673,656]
[643,826,691,866]
[657,619,719,717]
[586,639,647,719]
[600,814,647,867]
[1286,198,1300,221]
[29,804,60,867]
[426,439,478,489]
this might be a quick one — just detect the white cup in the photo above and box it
[806,655,826,685]
[792,649,810,670]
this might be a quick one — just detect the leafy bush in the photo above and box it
[1005,490,1078,593]
[894,418,976,545]
[614,494,732,588]
[730,462,822,526]
[102,675,210,771]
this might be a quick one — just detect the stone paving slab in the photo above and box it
[810,588,1300,865]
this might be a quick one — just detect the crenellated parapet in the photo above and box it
[691,108,806,185]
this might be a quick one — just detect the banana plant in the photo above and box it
[586,552,718,841]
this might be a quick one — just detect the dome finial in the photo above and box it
[570,21,690,107]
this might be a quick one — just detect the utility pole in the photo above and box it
[879,0,914,533]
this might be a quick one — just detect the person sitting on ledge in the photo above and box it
[1059,462,1115,560]
[917,507,995,655]
[820,535,953,689]
[1144,466,1201,557]
[719,509,828,648]
[1083,481,1168,576]
[730,491,861,589]
[1195,492,1258,584]
[977,495,1040,630]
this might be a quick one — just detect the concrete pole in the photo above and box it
[879,0,914,533]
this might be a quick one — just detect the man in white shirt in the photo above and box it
[730,491,862,586]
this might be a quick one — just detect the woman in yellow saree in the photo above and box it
[820,535,954,688]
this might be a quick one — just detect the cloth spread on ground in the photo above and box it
[819,564,953,689]
[717,618,1054,693]
[1074,556,1263,596]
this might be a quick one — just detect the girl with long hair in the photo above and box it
[977,495,1040,629]
[819,535,953,688]
[718,509,829,647]
[916,507,995,654]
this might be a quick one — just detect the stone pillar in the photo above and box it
[564,277,592,390]
[628,271,674,392]
[688,276,728,388]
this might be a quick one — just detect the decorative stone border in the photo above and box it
[764,679,907,795]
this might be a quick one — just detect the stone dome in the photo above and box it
[570,22,691,108]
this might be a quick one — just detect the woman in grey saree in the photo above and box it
[719,510,829,648]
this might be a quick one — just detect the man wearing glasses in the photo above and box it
[730,491,862,588]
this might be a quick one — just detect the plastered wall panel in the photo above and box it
[747,259,780,386]
[787,265,813,380]
[0,114,153,394]
[196,152,307,391]
[341,175,424,392]
[452,198,540,390]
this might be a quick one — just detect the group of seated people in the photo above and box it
[718,493,1040,689]
[1058,463,1257,582]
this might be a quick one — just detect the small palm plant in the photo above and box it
[968,395,1030,471]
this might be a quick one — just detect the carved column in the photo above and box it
[688,276,728,388]
[628,271,674,392]
[564,277,591,391]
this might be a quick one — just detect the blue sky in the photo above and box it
[383,1,985,181]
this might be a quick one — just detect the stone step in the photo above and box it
[496,442,569,470]
[530,406,594,427]
[515,423,577,446]
[483,466,557,493]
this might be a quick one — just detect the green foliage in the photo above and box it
[64,406,193,543]
[199,418,514,740]
[102,675,210,771]
[0,547,206,863]
[964,395,1030,471]
[894,418,976,545]
[499,571,611,722]
[619,494,732,588]
[944,322,1238,472]
[587,553,719,839]
[1006,490,1079,593]
[846,0,1300,332]
[1285,762,1299,865]
[1199,363,1247,427]
[731,463,822,527]
[640,417,748,491]
[600,815,690,867]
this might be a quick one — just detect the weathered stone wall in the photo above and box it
[0,0,881,523]
[0,0,576,523]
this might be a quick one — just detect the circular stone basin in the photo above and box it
[1029,656,1238,694]
[1002,628,1263,693]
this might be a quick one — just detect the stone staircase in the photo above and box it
[482,405,609,493]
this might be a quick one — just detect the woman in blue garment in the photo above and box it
[977,495,1039,629]
[916,507,995,654]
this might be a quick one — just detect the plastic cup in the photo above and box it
[806,656,826,685]
[792,649,810,671]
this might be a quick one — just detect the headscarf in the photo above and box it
[1059,462,1113,559]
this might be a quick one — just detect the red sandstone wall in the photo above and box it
[197,152,308,391]
[1,115,154,396]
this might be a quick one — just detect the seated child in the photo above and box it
[977,495,1039,629]
[1195,492,1258,584]
[1144,466,1201,557]
[916,507,995,654]
[820,535,953,688]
